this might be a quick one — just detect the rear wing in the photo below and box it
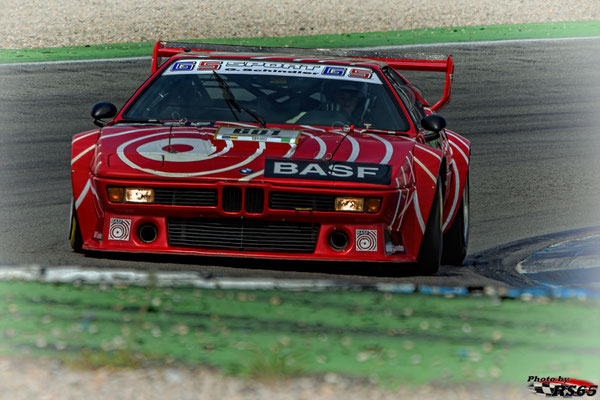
[152,41,454,111]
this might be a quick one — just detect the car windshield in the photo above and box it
[123,59,410,132]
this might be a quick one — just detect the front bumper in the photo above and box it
[79,177,416,262]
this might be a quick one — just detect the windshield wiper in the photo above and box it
[358,127,410,137]
[212,71,267,128]
[115,118,164,125]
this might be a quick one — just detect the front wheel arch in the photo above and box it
[69,199,83,252]
[415,178,443,275]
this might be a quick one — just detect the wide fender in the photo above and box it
[71,130,103,244]
[401,143,444,257]
[442,130,471,233]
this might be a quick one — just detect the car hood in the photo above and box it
[93,124,415,188]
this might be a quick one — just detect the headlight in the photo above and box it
[335,197,364,212]
[107,187,154,203]
[334,197,381,213]
[125,188,155,203]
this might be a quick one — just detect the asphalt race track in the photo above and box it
[0,38,599,287]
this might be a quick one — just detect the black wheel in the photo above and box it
[442,172,469,265]
[69,199,83,252]
[416,180,443,275]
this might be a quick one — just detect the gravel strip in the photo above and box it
[0,356,530,400]
[2,0,599,49]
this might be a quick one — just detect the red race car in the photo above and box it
[70,41,470,274]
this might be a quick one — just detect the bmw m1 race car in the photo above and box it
[70,41,470,274]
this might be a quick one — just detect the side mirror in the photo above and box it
[91,102,117,127]
[421,114,447,141]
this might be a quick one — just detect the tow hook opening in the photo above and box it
[329,230,349,251]
[138,223,158,243]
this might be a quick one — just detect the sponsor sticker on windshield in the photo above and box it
[215,127,301,144]
[164,59,382,83]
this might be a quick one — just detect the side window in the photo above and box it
[383,67,426,129]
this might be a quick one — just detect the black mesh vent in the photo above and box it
[167,218,320,253]
[245,188,264,213]
[269,192,336,212]
[153,188,217,207]
[222,187,242,212]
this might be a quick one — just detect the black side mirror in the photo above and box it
[91,102,117,127]
[421,114,447,141]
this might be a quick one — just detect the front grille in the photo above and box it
[222,187,242,212]
[167,218,320,253]
[245,188,264,213]
[269,192,336,212]
[153,188,217,206]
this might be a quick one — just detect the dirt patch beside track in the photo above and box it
[4,0,599,49]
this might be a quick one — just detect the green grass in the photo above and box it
[0,281,598,386]
[1,21,598,64]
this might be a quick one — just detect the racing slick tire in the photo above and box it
[69,199,83,253]
[416,180,443,275]
[442,172,469,265]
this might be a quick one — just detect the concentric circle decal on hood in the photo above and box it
[136,137,219,162]
[115,131,275,178]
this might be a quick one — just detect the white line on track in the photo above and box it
[0,56,151,68]
[354,36,600,50]
[1,37,598,67]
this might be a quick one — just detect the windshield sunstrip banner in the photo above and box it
[265,159,391,185]
[164,59,382,84]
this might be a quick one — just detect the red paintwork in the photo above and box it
[71,43,470,265]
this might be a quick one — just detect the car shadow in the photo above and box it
[81,250,460,278]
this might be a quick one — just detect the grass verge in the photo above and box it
[1,21,599,64]
[0,280,598,386]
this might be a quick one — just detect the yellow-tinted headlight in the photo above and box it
[335,197,364,212]
[125,188,155,203]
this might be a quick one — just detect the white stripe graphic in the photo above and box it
[71,145,95,166]
[442,162,461,231]
[302,132,327,159]
[414,156,437,184]
[412,190,426,233]
[332,131,360,162]
[400,166,407,187]
[344,134,360,162]
[100,127,208,141]
[406,155,416,183]
[300,125,325,132]
[390,188,403,227]
[449,140,469,164]
[74,180,92,209]
[367,134,393,164]
[72,130,99,144]
[396,189,414,230]
[415,144,442,160]
[446,131,469,149]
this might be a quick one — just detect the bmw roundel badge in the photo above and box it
[239,168,253,175]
